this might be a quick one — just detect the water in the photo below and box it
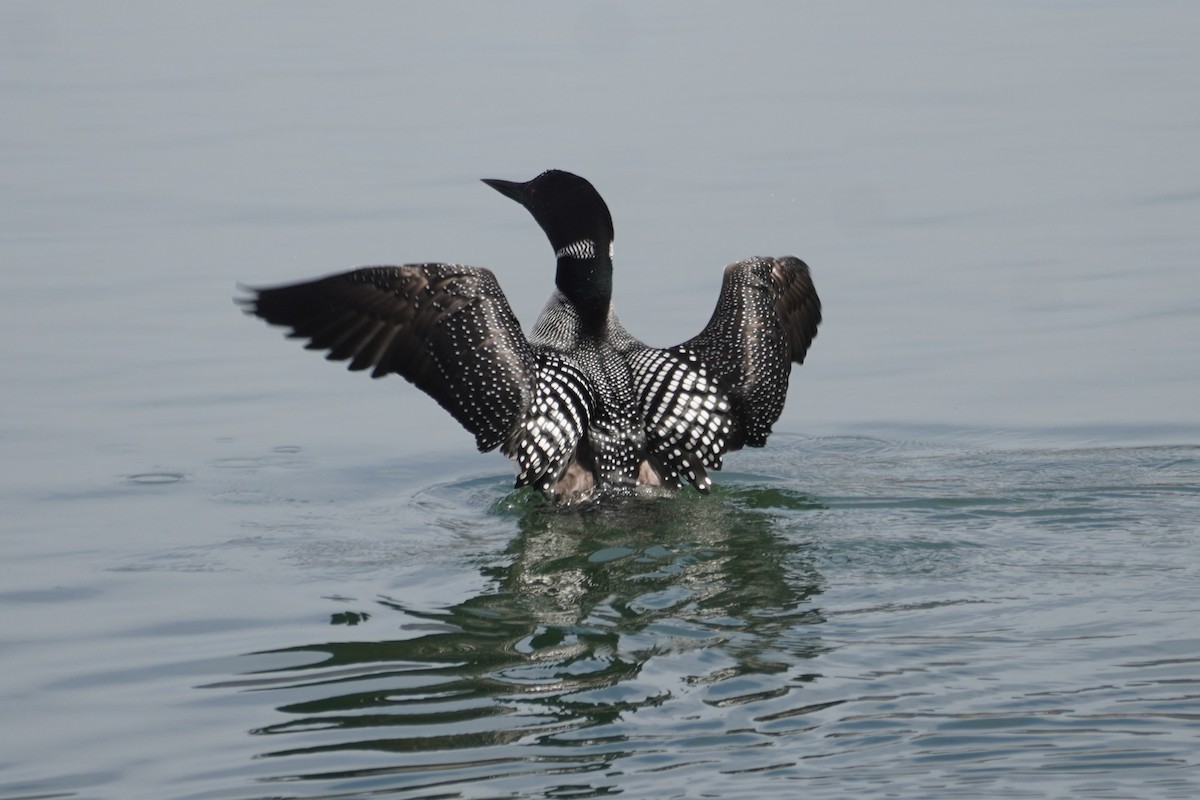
[2,2,1200,798]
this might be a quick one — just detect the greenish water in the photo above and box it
[9,437,1197,799]
[214,439,1200,799]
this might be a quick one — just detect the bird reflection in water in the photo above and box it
[209,485,826,790]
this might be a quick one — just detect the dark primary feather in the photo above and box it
[240,264,533,453]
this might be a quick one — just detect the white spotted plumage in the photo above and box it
[241,171,820,502]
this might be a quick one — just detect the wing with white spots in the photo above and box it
[681,256,821,447]
[623,346,737,492]
[239,264,535,453]
[508,354,596,491]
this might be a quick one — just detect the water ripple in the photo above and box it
[170,439,1200,798]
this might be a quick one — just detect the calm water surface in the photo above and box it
[3,3,1200,798]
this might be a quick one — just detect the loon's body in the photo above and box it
[242,170,821,500]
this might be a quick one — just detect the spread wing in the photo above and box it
[239,264,536,454]
[681,256,821,447]
[622,256,821,491]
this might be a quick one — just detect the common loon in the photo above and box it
[241,170,821,500]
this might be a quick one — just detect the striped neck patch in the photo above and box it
[555,239,614,260]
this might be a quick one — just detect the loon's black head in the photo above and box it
[484,170,615,327]
[482,170,614,263]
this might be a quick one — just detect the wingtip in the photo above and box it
[233,284,262,315]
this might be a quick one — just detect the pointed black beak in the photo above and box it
[481,177,529,206]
